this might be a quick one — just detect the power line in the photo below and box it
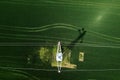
[1,66,120,72]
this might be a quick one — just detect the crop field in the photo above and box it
[0,0,120,80]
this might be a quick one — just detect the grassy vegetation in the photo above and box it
[0,0,120,80]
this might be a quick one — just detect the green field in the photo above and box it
[0,0,120,80]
